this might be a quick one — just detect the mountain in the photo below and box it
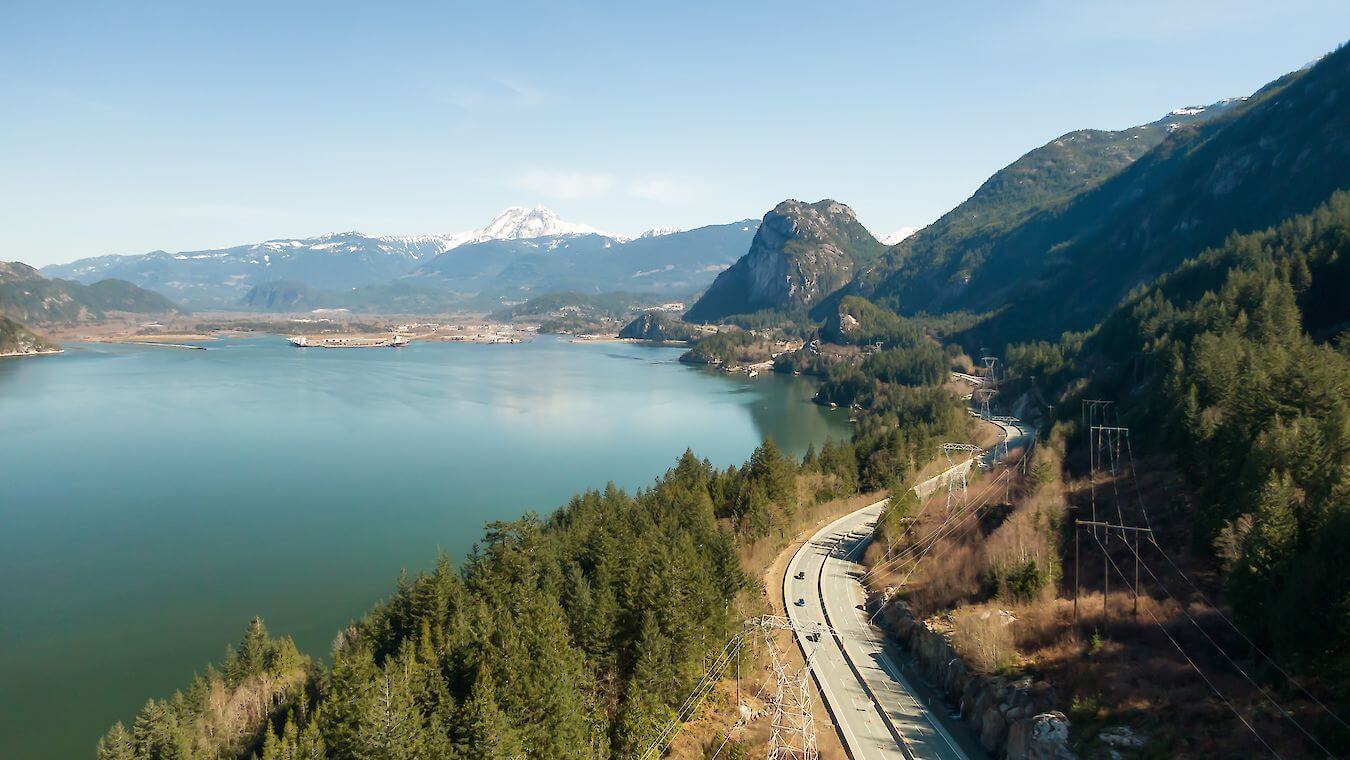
[42,207,740,310]
[837,98,1245,321]
[0,261,181,324]
[0,315,59,356]
[477,205,613,240]
[849,48,1348,348]
[411,220,759,302]
[618,311,702,342]
[42,231,453,309]
[683,200,886,323]
[878,227,916,245]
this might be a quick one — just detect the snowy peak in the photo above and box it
[637,226,682,239]
[878,227,916,245]
[477,205,609,241]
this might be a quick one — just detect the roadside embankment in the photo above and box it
[875,599,1075,759]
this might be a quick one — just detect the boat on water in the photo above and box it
[289,334,411,348]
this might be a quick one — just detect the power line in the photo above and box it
[1113,418,1346,734]
[1085,530,1283,759]
[1122,541,1337,757]
[1149,542,1350,735]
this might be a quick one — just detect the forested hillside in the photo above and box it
[1047,193,1350,674]
[854,45,1349,349]
[0,261,181,324]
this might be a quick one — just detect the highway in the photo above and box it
[784,415,1032,759]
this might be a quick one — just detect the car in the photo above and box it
[794,571,806,580]
[856,603,865,611]
[794,598,806,607]
[806,632,820,642]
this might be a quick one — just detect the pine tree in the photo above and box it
[461,665,523,759]
[132,700,186,760]
[356,652,427,760]
[96,722,135,760]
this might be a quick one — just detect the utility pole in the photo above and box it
[1075,520,1153,629]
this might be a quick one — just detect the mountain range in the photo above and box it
[42,207,756,311]
[679,50,1348,352]
[0,261,181,324]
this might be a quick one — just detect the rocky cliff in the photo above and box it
[617,312,700,343]
[684,200,885,323]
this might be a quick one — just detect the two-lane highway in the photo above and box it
[786,414,1031,758]
[785,505,975,759]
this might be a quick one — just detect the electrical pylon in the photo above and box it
[941,442,984,512]
[974,387,998,420]
[754,616,820,760]
[980,355,999,384]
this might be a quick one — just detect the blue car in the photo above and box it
[794,598,806,607]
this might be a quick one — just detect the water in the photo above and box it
[0,334,849,758]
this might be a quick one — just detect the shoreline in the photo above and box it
[0,348,64,359]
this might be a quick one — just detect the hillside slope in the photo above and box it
[841,99,1241,316]
[855,47,1349,348]
[685,200,885,323]
[0,316,59,356]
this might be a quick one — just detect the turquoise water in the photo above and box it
[0,335,849,758]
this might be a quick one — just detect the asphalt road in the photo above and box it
[784,415,1032,759]
[785,505,975,759]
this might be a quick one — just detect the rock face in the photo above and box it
[684,200,885,323]
[617,312,698,343]
[877,600,1075,759]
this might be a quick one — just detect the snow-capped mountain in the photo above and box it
[637,226,682,239]
[878,227,916,245]
[475,205,614,242]
[41,208,751,309]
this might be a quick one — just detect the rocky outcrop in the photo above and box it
[618,312,699,343]
[684,200,885,323]
[877,600,1075,759]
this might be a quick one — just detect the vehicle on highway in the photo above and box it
[806,631,820,642]
[794,598,806,607]
[794,571,806,580]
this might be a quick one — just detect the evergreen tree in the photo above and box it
[96,722,135,760]
[461,666,523,759]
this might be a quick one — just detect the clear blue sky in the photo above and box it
[4,1,1348,266]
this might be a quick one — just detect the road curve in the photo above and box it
[786,415,1032,758]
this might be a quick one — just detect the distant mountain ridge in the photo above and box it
[0,261,181,324]
[42,207,755,310]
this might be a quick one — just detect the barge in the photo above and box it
[289,334,410,348]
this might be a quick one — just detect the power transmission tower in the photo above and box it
[754,617,820,760]
[1080,399,1114,527]
[980,355,999,385]
[941,442,983,513]
[974,387,998,420]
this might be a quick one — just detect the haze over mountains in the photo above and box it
[42,206,757,311]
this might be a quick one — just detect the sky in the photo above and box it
[3,1,1349,267]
